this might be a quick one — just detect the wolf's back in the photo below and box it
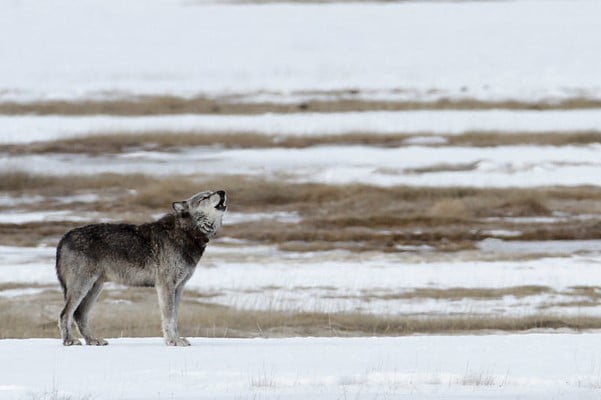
[55,223,154,290]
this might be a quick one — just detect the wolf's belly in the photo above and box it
[102,263,156,287]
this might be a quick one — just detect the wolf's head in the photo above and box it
[172,190,227,237]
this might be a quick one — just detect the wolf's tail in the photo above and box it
[55,238,67,300]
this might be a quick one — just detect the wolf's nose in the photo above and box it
[215,190,226,199]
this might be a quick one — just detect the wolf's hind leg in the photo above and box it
[74,279,107,346]
[59,278,96,346]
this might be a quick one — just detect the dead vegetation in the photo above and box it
[3,131,601,156]
[447,131,601,147]
[2,93,601,116]
[3,94,601,342]
[2,286,601,340]
[362,286,552,301]
[0,170,152,193]
[2,172,601,249]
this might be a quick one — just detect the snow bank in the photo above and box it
[3,335,601,399]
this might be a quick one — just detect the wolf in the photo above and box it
[56,190,226,346]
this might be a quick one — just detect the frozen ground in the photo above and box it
[3,110,601,144]
[3,110,601,188]
[4,143,601,187]
[3,0,601,398]
[3,335,601,400]
[1,0,601,102]
[3,241,601,317]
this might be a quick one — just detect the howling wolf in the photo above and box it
[56,190,227,346]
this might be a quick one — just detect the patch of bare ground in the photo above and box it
[2,172,601,249]
[2,94,601,116]
[3,131,601,156]
[2,286,601,339]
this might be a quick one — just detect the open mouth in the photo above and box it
[214,190,227,211]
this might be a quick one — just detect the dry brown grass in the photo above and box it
[447,131,601,147]
[0,171,57,192]
[365,286,552,301]
[0,221,84,247]
[1,133,278,155]
[0,170,154,193]
[0,283,55,291]
[427,199,471,219]
[405,162,480,175]
[2,94,601,116]
[3,131,601,156]
[1,286,600,340]
[3,171,601,249]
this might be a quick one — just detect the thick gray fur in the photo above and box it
[56,190,226,346]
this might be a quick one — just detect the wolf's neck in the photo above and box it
[185,224,210,248]
[174,215,210,251]
[152,214,209,247]
[157,214,208,264]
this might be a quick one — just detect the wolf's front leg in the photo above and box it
[156,283,190,346]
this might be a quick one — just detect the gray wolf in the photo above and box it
[56,190,227,346]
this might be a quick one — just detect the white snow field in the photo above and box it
[4,110,601,188]
[3,110,601,144]
[4,143,601,187]
[3,1,601,399]
[3,242,601,317]
[1,0,601,102]
[3,335,601,400]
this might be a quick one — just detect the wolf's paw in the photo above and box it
[166,337,191,346]
[63,338,82,346]
[86,337,108,346]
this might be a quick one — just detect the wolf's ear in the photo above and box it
[172,201,188,214]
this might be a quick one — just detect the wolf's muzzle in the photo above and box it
[214,190,227,211]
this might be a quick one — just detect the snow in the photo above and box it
[188,251,601,316]
[155,211,301,226]
[3,335,601,400]
[2,1,601,397]
[1,0,601,102]
[222,211,301,225]
[0,194,100,207]
[4,242,601,317]
[0,210,110,224]
[4,143,601,187]
[3,110,601,144]
[484,214,601,224]
[0,194,45,207]
[477,239,601,255]
[0,287,47,298]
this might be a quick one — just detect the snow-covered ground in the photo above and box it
[3,110,601,144]
[1,0,601,102]
[3,1,601,398]
[0,210,112,224]
[3,335,601,400]
[3,241,601,317]
[4,143,601,187]
[4,111,601,188]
